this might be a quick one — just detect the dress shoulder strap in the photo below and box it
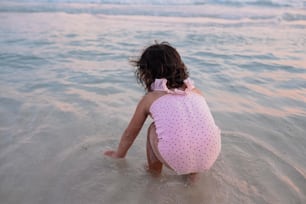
[150,78,195,95]
[150,78,168,92]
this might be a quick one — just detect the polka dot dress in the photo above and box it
[150,78,221,175]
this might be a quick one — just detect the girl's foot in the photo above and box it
[185,173,200,186]
[144,164,162,177]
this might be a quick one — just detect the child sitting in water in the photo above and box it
[104,42,221,183]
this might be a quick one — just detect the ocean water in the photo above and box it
[0,0,305,203]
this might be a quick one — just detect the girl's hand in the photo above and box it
[104,150,122,158]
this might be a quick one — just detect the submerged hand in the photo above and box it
[104,150,122,158]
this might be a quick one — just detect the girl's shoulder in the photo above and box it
[144,91,167,103]
[138,91,167,114]
[144,86,204,103]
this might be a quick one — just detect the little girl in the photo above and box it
[104,42,221,183]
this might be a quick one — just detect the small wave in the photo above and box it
[0,4,258,20]
[208,0,291,8]
[282,13,306,21]
[6,0,304,8]
[1,1,304,24]
[240,61,305,73]
[0,53,50,70]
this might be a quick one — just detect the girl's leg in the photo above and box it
[186,173,200,185]
[146,123,163,175]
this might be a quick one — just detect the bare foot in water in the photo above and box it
[185,173,200,186]
[144,164,162,177]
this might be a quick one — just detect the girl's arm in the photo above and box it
[104,95,149,158]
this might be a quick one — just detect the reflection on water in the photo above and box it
[0,1,306,204]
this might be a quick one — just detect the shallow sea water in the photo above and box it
[0,1,306,204]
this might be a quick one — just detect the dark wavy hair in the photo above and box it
[131,42,189,92]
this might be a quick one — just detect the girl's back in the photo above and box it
[149,78,221,175]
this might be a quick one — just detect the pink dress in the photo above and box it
[149,78,221,175]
